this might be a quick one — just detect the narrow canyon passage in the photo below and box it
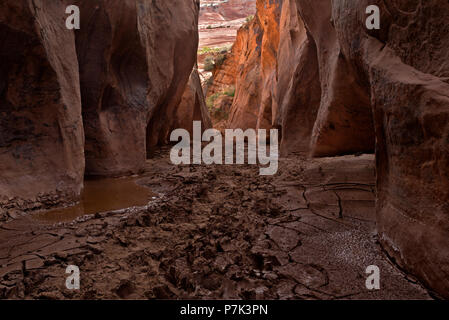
[0,0,447,301]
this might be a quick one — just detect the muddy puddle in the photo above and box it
[33,177,155,223]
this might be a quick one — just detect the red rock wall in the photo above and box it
[273,0,321,155]
[225,0,374,156]
[75,0,202,176]
[227,0,282,131]
[294,0,375,157]
[330,0,449,298]
[226,19,263,130]
[218,0,449,297]
[170,68,213,137]
[207,44,241,98]
[0,0,84,208]
[0,0,210,211]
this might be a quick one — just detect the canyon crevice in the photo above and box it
[0,0,447,300]
[0,0,211,211]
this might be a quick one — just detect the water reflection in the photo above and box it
[34,177,154,223]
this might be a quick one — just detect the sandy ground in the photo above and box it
[0,147,432,299]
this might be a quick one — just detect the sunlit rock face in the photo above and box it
[226,0,282,131]
[225,0,374,155]
[0,0,84,208]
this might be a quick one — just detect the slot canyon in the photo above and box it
[0,0,447,300]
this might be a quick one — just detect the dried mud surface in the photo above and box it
[0,148,431,299]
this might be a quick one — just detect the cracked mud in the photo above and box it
[0,148,431,299]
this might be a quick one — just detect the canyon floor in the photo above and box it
[0,148,432,299]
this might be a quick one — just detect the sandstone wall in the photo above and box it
[272,0,321,154]
[227,0,282,131]
[330,0,449,297]
[0,0,84,209]
[75,0,202,176]
[0,0,210,215]
[214,0,449,297]
[292,0,375,157]
[224,0,374,156]
[171,68,213,136]
[207,45,241,98]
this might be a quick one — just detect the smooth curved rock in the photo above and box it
[273,0,321,155]
[330,0,449,298]
[296,0,374,157]
[75,0,201,176]
[0,0,84,207]
[227,0,282,131]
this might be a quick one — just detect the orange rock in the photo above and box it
[227,0,282,131]
[331,0,449,298]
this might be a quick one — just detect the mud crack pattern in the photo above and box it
[0,148,431,299]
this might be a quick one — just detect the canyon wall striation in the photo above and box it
[213,0,449,297]
[222,0,282,131]
[0,0,210,215]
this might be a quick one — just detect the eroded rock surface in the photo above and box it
[215,0,374,156]
[0,0,84,211]
[227,0,282,130]
[75,0,202,176]
[1,0,210,215]
[329,0,449,298]
[207,0,449,298]
[171,68,213,136]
